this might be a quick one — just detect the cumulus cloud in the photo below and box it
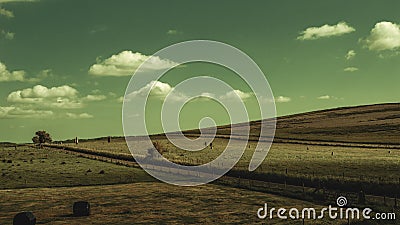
[124,81,284,106]
[125,80,187,102]
[7,85,83,109]
[0,7,14,18]
[361,21,400,51]
[89,51,179,76]
[275,96,291,103]
[344,67,359,72]
[0,61,52,82]
[1,30,14,40]
[65,112,93,119]
[297,22,355,40]
[219,90,253,101]
[0,61,26,81]
[317,95,344,100]
[345,50,356,60]
[317,95,331,100]
[0,106,53,119]
[82,94,107,101]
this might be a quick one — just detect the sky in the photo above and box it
[0,0,399,143]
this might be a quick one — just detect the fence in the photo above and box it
[38,144,400,209]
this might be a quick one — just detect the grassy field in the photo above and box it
[1,103,399,224]
[65,137,400,185]
[0,181,362,225]
[0,145,363,224]
[0,145,154,189]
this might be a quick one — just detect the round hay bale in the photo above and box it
[99,170,105,174]
[13,211,36,225]
[73,201,90,217]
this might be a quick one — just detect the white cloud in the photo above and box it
[344,67,359,72]
[13,85,77,98]
[65,112,93,119]
[0,7,14,18]
[125,80,186,102]
[124,81,278,105]
[2,30,14,40]
[0,106,53,119]
[345,50,356,60]
[317,95,331,100]
[117,96,124,103]
[0,61,25,81]
[7,85,83,109]
[5,31,14,40]
[0,61,51,82]
[297,22,355,40]
[82,94,106,101]
[220,90,253,101]
[199,92,216,98]
[317,95,344,100]
[275,96,291,103]
[167,29,182,35]
[361,21,400,51]
[89,51,179,76]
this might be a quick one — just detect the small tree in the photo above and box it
[32,130,52,144]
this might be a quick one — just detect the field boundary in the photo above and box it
[37,143,400,209]
[179,134,400,150]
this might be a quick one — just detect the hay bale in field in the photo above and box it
[99,170,105,174]
[13,211,36,225]
[73,201,90,217]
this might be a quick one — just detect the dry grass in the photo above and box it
[0,182,353,225]
[0,146,153,189]
[63,138,400,184]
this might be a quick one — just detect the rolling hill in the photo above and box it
[183,103,400,145]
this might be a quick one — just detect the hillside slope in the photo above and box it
[188,103,400,145]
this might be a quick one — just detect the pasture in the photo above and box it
[65,137,400,185]
[0,145,359,224]
[0,145,153,189]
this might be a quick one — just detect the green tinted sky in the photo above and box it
[0,0,399,142]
